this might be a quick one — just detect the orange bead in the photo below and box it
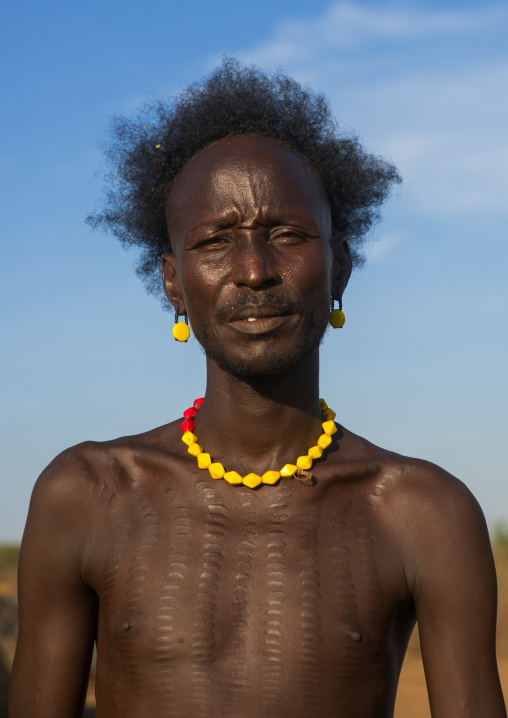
[280,464,297,477]
[296,455,312,470]
[181,431,197,446]
[308,445,323,460]
[224,471,243,485]
[317,433,332,449]
[322,420,337,435]
[262,471,281,485]
[188,443,202,457]
[197,452,211,469]
[208,462,225,480]
[243,473,262,488]
[173,322,190,342]
[329,309,345,328]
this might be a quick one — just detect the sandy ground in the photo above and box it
[391,548,508,716]
[394,657,508,717]
[394,658,434,717]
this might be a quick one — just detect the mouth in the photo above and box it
[227,302,296,321]
[226,305,298,335]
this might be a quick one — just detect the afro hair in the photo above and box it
[87,58,401,304]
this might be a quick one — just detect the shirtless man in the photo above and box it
[10,60,506,717]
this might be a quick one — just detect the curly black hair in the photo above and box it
[87,58,401,303]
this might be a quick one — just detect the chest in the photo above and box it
[91,479,412,666]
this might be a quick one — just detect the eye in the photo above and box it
[270,228,307,245]
[194,235,231,251]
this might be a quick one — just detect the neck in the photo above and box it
[193,349,324,475]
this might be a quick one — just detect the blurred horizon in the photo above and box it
[1,0,507,541]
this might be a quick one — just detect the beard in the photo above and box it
[193,294,330,379]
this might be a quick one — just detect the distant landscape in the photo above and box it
[2,532,508,717]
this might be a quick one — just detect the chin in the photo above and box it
[204,324,328,380]
[208,351,302,379]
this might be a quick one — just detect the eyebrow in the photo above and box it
[187,209,321,236]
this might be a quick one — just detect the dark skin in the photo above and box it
[10,135,506,718]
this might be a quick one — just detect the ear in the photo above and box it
[331,237,352,302]
[161,252,187,315]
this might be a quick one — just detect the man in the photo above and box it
[10,60,506,717]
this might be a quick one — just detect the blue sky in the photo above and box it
[1,0,507,541]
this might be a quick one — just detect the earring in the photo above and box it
[329,296,345,329]
[172,305,190,342]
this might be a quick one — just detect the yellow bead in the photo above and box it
[208,462,225,480]
[197,452,211,469]
[182,431,197,446]
[224,470,243,485]
[317,433,332,449]
[319,398,328,410]
[296,455,312,470]
[322,420,337,435]
[308,445,323,460]
[280,463,297,477]
[187,443,202,457]
[172,322,190,342]
[243,473,262,488]
[323,408,336,421]
[262,470,281,485]
[329,309,345,328]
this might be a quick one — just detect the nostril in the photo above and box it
[232,249,280,288]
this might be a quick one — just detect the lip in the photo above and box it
[227,304,294,322]
[227,313,298,335]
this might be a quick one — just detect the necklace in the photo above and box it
[180,397,337,488]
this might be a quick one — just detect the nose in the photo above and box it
[230,236,281,289]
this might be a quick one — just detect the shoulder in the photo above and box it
[377,453,486,537]
[375,452,491,597]
[339,427,482,523]
[376,451,479,511]
[27,441,118,537]
[338,429,491,583]
[23,426,181,571]
[30,420,182,513]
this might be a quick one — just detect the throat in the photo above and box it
[179,387,337,488]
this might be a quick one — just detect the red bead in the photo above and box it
[180,419,195,432]
[193,398,204,409]
[183,407,197,419]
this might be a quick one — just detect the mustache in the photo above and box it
[216,291,304,323]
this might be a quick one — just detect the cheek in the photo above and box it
[178,258,226,313]
[285,246,332,296]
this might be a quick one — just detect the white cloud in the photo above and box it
[229,2,508,216]
[239,2,508,66]
[383,132,508,212]
[353,61,508,212]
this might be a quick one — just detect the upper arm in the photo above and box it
[9,450,99,718]
[401,464,506,717]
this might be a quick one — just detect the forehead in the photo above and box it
[166,135,330,240]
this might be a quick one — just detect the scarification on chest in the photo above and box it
[96,483,404,717]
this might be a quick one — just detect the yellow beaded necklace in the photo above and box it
[180,397,337,489]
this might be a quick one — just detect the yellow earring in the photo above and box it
[172,305,190,342]
[329,297,345,329]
